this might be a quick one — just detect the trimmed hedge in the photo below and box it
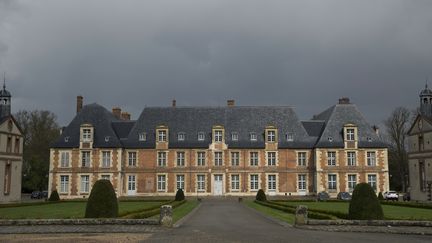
[118,200,174,217]
[85,180,119,218]
[256,189,267,201]
[267,201,349,219]
[175,189,185,201]
[122,200,186,219]
[254,200,335,220]
[349,183,384,220]
[48,190,60,202]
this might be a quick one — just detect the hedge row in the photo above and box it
[381,201,432,210]
[118,200,174,217]
[0,201,66,209]
[267,201,349,219]
[122,200,186,219]
[254,200,335,220]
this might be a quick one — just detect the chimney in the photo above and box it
[112,107,121,119]
[172,99,176,107]
[76,96,83,114]
[372,125,379,136]
[338,97,350,105]
[121,112,131,121]
[227,100,235,107]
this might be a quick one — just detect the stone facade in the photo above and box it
[49,97,388,199]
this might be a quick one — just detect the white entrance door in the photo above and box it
[127,175,136,196]
[213,174,223,196]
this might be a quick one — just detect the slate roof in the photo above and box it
[301,121,325,137]
[312,104,387,148]
[123,106,316,149]
[51,103,125,148]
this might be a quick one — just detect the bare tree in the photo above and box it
[384,107,411,192]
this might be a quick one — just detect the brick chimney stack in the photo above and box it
[338,97,350,105]
[172,99,176,107]
[121,112,131,121]
[227,100,235,107]
[112,107,121,119]
[76,96,83,114]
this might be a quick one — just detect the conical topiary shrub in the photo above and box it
[348,183,384,220]
[377,192,384,201]
[85,180,118,218]
[256,189,267,202]
[175,189,185,201]
[48,190,60,201]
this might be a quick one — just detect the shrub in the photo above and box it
[85,180,118,218]
[48,190,60,201]
[377,192,384,201]
[256,189,267,201]
[348,183,384,220]
[175,189,185,201]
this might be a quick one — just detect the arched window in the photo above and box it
[424,98,428,104]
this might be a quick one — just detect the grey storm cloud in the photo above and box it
[0,0,432,126]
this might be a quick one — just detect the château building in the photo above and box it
[48,96,389,198]
[0,78,24,203]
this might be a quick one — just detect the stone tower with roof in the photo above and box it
[419,84,432,117]
[0,74,11,119]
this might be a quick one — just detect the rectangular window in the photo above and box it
[267,130,276,142]
[250,152,259,166]
[231,152,239,166]
[328,174,337,191]
[128,152,137,167]
[197,152,206,166]
[80,175,90,193]
[367,152,376,166]
[60,175,69,193]
[82,129,91,142]
[139,132,146,141]
[214,152,223,166]
[6,137,11,153]
[419,161,426,191]
[327,152,336,166]
[81,151,90,167]
[102,151,111,168]
[232,133,238,141]
[158,130,167,142]
[198,132,205,141]
[157,175,166,191]
[101,175,110,180]
[267,152,276,166]
[231,174,240,191]
[197,175,205,191]
[298,152,306,166]
[368,174,377,191]
[60,152,70,167]
[286,133,294,142]
[250,174,259,191]
[214,130,223,142]
[158,152,167,167]
[177,151,185,167]
[268,175,276,191]
[178,133,185,141]
[298,174,307,191]
[347,152,356,166]
[128,175,136,191]
[348,174,357,192]
[176,175,185,190]
[3,164,11,194]
[346,128,355,141]
[250,132,257,141]
[14,138,20,153]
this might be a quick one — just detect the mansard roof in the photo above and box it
[312,104,387,148]
[51,103,126,148]
[123,106,317,149]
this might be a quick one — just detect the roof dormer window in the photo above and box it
[139,132,147,141]
[250,132,257,141]
[328,136,333,142]
[178,132,185,141]
[367,137,372,142]
[157,130,167,142]
[64,136,70,143]
[346,128,355,141]
[198,132,205,141]
[286,133,294,142]
[104,136,110,142]
[82,128,92,142]
[232,132,239,141]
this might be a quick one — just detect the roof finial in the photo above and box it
[426,77,429,90]
[2,72,5,90]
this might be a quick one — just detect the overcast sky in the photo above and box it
[1,0,431,126]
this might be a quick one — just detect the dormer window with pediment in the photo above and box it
[343,124,357,142]
[212,126,224,143]
[178,132,185,141]
[80,124,94,146]
[156,126,168,143]
[265,126,277,143]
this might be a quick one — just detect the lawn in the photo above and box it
[0,201,164,219]
[172,200,200,223]
[282,201,432,221]
[244,200,295,224]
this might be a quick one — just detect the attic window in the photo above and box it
[198,132,205,141]
[105,136,110,142]
[64,136,70,143]
[367,137,373,142]
[250,132,257,141]
[286,133,294,142]
[232,132,239,141]
[178,132,185,141]
[139,132,147,141]
[328,136,333,142]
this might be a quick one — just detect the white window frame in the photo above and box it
[267,174,276,191]
[82,129,92,142]
[198,132,205,141]
[346,128,355,141]
[297,152,306,166]
[328,174,337,191]
[347,151,356,166]
[197,175,206,192]
[327,151,336,166]
[157,175,167,192]
[214,130,223,142]
[250,151,259,166]
[231,174,240,191]
[232,132,239,141]
[298,174,307,191]
[250,132,257,141]
[178,132,185,141]
[348,174,357,192]
[231,152,240,166]
[128,151,137,167]
[197,151,206,166]
[128,175,136,191]
[81,151,90,167]
[286,133,294,142]
[139,132,147,141]
[158,151,167,167]
[60,151,70,168]
[368,174,377,191]
[158,130,167,142]
[214,152,223,166]
[176,174,185,190]
[80,175,90,193]
[250,174,259,191]
[367,151,376,166]
[177,151,185,167]
[267,130,276,142]
[267,152,276,166]
[60,175,69,193]
[102,151,111,168]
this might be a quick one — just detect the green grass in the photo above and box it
[0,201,165,219]
[172,200,200,223]
[244,200,295,224]
[282,201,432,220]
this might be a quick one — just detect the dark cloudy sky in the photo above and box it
[1,0,431,126]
